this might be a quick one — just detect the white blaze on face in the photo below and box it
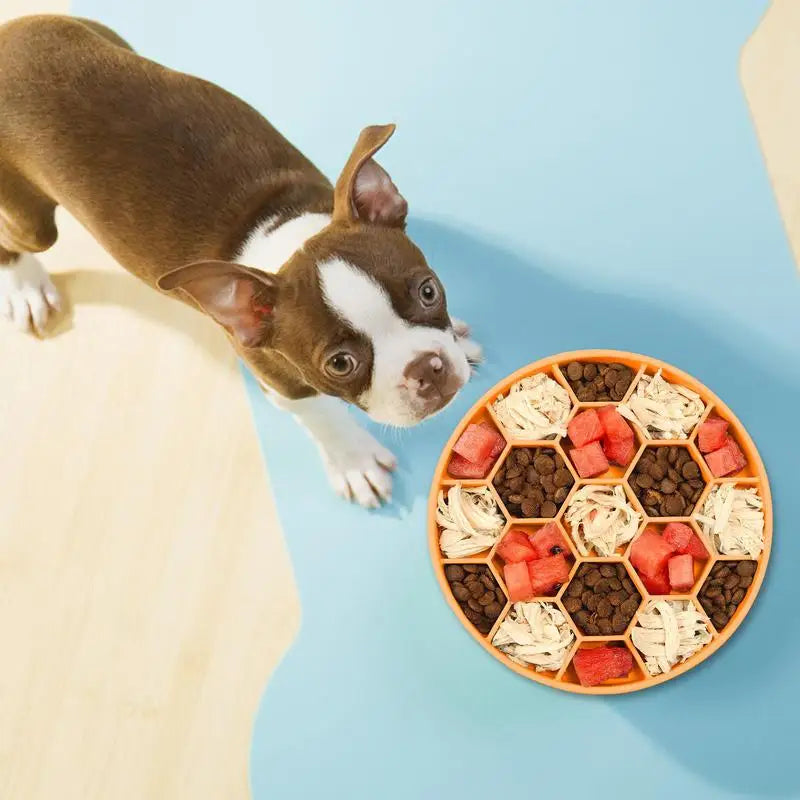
[318,258,470,426]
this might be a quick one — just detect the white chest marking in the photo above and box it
[238,212,331,274]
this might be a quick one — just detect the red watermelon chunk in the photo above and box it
[630,528,675,578]
[570,441,609,478]
[705,436,746,477]
[497,529,537,563]
[453,423,505,463]
[528,554,571,595]
[663,522,707,560]
[573,646,634,687]
[697,417,729,453]
[504,561,534,602]
[640,566,671,595]
[597,406,634,443]
[529,522,569,558]
[448,452,494,478]
[602,436,636,467]
[568,409,605,448]
[668,554,695,592]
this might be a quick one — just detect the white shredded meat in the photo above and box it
[564,484,642,556]
[618,370,705,440]
[694,483,765,557]
[492,374,572,440]
[492,602,575,671]
[437,485,505,557]
[631,599,712,676]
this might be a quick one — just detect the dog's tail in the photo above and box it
[74,17,134,52]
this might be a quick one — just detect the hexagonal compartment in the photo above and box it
[491,600,576,676]
[444,562,507,636]
[491,522,577,601]
[626,521,710,595]
[562,483,642,557]
[694,481,766,558]
[630,597,713,676]
[445,409,507,481]
[694,412,755,479]
[628,445,706,517]
[558,358,638,404]
[561,641,642,689]
[698,559,757,631]
[490,368,573,441]
[492,446,574,519]
[436,483,506,559]
[562,405,642,480]
[562,561,642,636]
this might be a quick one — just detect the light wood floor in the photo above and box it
[0,2,796,798]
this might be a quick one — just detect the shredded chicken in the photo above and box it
[437,485,505,557]
[564,484,641,556]
[492,602,575,671]
[492,374,572,439]
[618,370,705,440]
[694,483,765,557]
[631,599,712,676]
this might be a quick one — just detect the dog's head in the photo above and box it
[159,125,472,426]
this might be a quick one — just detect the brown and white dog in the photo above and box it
[0,15,481,507]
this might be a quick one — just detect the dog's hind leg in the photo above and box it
[0,166,61,334]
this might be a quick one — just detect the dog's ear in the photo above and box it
[332,124,408,227]
[158,261,281,348]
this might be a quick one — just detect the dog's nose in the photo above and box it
[404,352,459,402]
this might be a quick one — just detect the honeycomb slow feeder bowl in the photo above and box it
[428,351,772,694]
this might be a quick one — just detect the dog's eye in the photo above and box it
[325,352,358,378]
[418,278,440,307]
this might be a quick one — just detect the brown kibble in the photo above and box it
[478,592,495,606]
[668,468,681,484]
[724,574,739,590]
[604,369,619,389]
[596,599,613,618]
[595,578,610,593]
[736,561,756,577]
[586,594,599,612]
[445,564,465,582]
[657,447,670,464]
[680,482,695,499]
[567,362,583,381]
[567,580,584,597]
[554,487,568,503]
[553,469,573,489]
[644,489,663,507]
[615,563,627,578]
[521,500,539,518]
[713,594,726,608]
[716,565,731,579]
[481,574,495,589]
[660,478,677,494]
[600,564,616,578]
[704,585,721,598]
[485,602,503,620]
[469,582,485,598]
[609,591,625,607]
[611,613,628,633]
[598,619,613,635]
[581,590,594,606]
[621,596,639,616]
[583,363,598,380]
[731,588,745,604]
[700,597,714,614]
[688,478,704,490]
[534,455,555,475]
[585,569,601,587]
[739,575,753,588]
[712,611,729,630]
[574,610,590,627]
[451,582,470,601]
[608,577,622,591]
[564,596,582,613]
[682,461,700,479]
[584,623,601,636]
[540,501,557,518]
[636,473,654,489]
[664,495,685,516]
[577,386,596,402]
[614,379,629,397]
[668,447,680,464]
[649,462,667,480]
[622,578,635,593]
[467,598,483,613]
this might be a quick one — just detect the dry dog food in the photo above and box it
[492,601,575,671]
[564,361,635,402]
[618,370,705,439]
[564,484,641,556]
[698,560,756,630]
[493,447,574,518]
[563,562,641,636]
[627,445,705,517]
[572,645,634,686]
[492,373,572,439]
[437,485,505,557]
[695,484,765,557]
[446,563,506,634]
[631,599,712,675]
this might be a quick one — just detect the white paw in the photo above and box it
[0,254,60,334]
[451,316,483,366]
[319,427,397,509]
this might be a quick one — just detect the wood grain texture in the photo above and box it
[0,7,299,797]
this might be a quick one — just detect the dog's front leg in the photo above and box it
[268,392,396,508]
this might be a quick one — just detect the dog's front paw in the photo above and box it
[451,316,483,367]
[0,254,61,334]
[320,427,397,509]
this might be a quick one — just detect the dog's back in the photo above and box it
[0,15,331,283]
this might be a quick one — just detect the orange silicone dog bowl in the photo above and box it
[428,351,772,694]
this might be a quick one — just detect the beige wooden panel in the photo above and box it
[0,7,299,798]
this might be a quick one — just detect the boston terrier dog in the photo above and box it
[0,15,481,507]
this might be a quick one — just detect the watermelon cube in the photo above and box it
[573,646,634,687]
[453,423,505,463]
[597,406,634,443]
[571,441,609,478]
[705,436,747,477]
[640,567,671,595]
[603,436,636,467]
[668,554,695,592]
[528,554,571,595]
[630,528,675,578]
[497,529,537,563]
[568,409,605,448]
[448,452,494,478]
[504,561,534,602]
[529,522,569,558]
[697,417,729,453]
[663,522,707,560]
